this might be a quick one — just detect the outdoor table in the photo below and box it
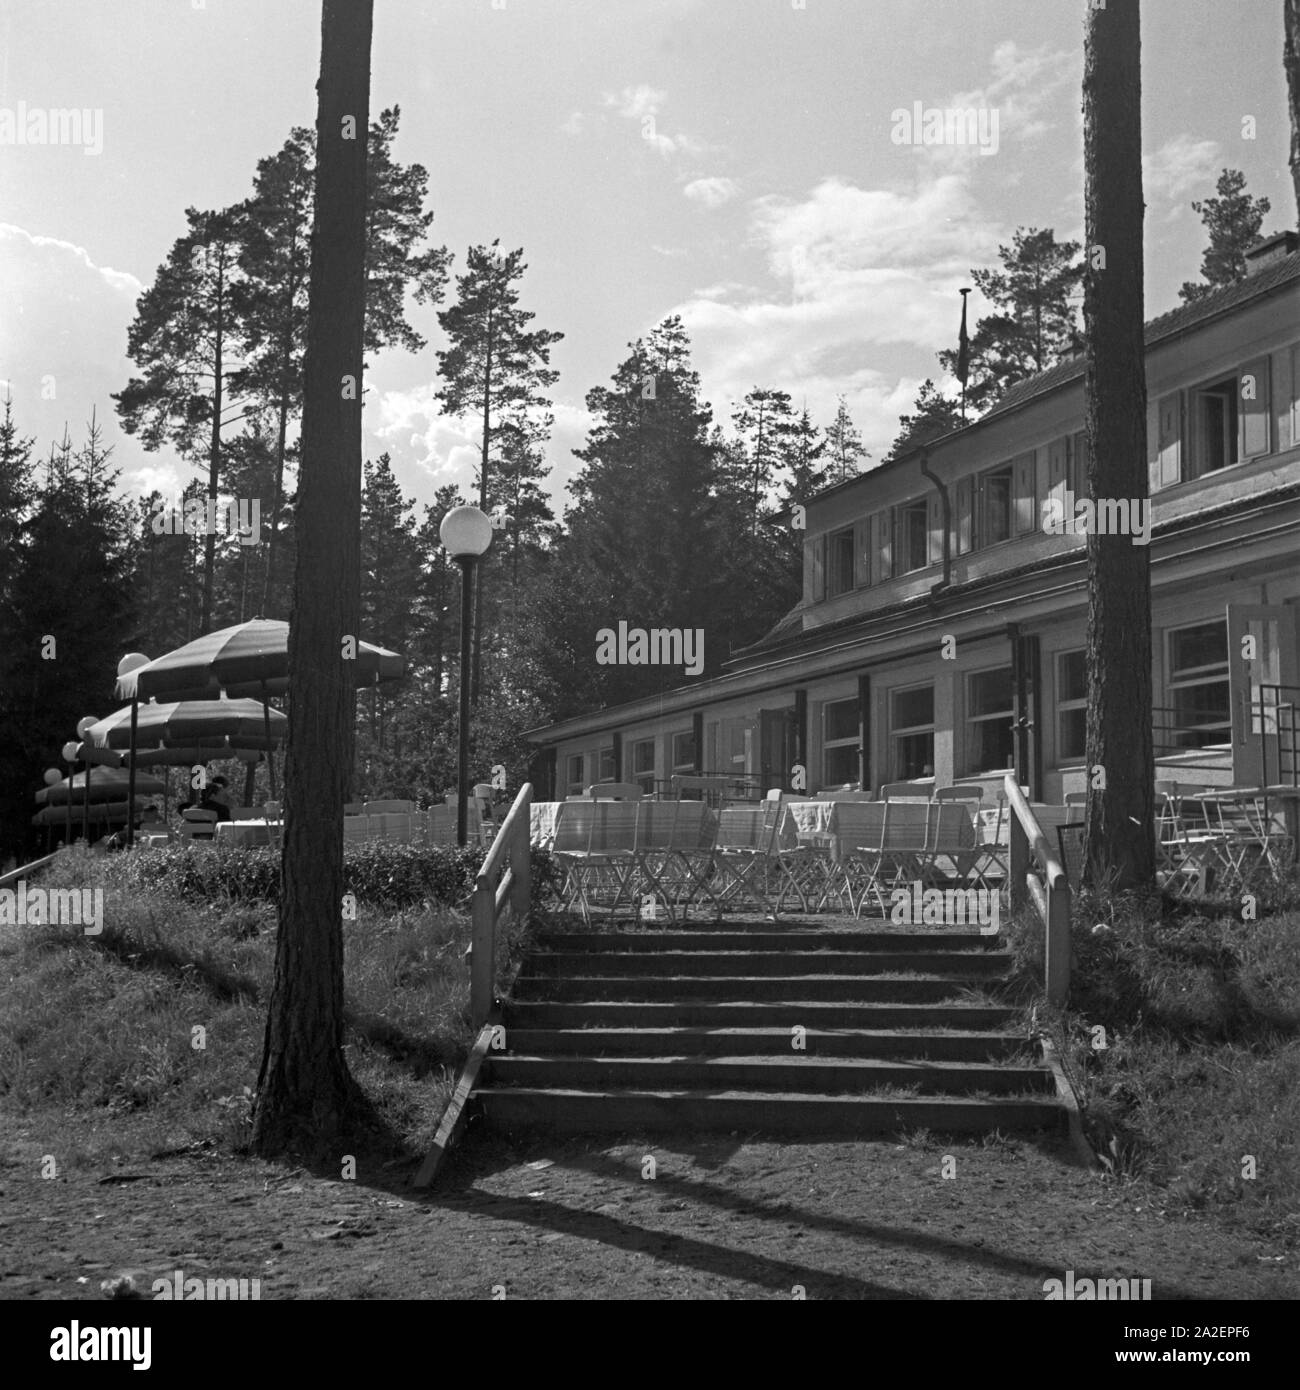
[137,832,171,849]
[214,819,277,848]
[530,801,564,848]
[785,800,836,839]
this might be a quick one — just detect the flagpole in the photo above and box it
[958,287,971,424]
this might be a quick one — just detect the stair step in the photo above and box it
[486,1055,1054,1095]
[501,1026,1029,1061]
[524,950,1012,977]
[477,1088,1064,1135]
[503,1000,1021,1029]
[512,974,1001,1003]
[537,930,1002,953]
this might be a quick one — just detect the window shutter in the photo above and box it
[1157,392,1183,488]
[1047,437,1069,525]
[811,534,826,601]
[874,510,892,581]
[927,490,944,566]
[1290,345,1300,452]
[854,518,871,586]
[1239,357,1270,459]
[1013,451,1037,534]
[954,476,973,555]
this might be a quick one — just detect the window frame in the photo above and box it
[963,665,1015,776]
[1055,649,1088,764]
[1164,618,1231,748]
[893,498,930,575]
[976,463,1015,549]
[821,696,861,789]
[565,754,585,796]
[827,525,856,597]
[888,682,936,783]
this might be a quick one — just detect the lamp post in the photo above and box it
[75,716,96,843]
[117,653,150,848]
[438,505,493,846]
[60,742,79,849]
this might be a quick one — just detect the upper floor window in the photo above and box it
[977,465,1014,547]
[827,526,855,596]
[895,499,929,574]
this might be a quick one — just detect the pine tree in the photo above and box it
[938,228,1083,411]
[1083,0,1154,890]
[1288,0,1300,228]
[1178,169,1272,302]
[0,392,34,609]
[729,387,799,527]
[252,0,374,1159]
[115,205,253,631]
[884,380,964,461]
[435,242,562,701]
[823,396,867,483]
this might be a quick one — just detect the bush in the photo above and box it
[98,839,562,915]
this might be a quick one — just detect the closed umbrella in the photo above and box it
[36,767,166,806]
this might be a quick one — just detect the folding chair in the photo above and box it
[710,791,798,916]
[1155,782,1230,898]
[967,792,1009,893]
[178,807,218,841]
[934,785,984,806]
[922,801,980,887]
[880,781,933,802]
[550,800,640,922]
[826,801,892,916]
[1196,788,1287,890]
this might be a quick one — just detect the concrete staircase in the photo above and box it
[476,922,1064,1137]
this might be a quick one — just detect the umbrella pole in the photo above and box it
[82,763,91,843]
[126,696,139,849]
[262,681,276,799]
[64,770,72,847]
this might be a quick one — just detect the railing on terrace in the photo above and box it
[1257,685,1300,788]
[469,781,532,1028]
[1005,773,1071,1008]
[658,772,763,806]
[1151,706,1232,768]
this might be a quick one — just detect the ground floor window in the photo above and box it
[1166,619,1230,747]
[671,729,697,774]
[630,737,656,794]
[597,746,616,782]
[822,697,860,787]
[565,754,585,796]
[1056,650,1087,762]
[889,684,934,781]
[965,667,1014,774]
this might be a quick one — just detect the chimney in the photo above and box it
[1244,230,1300,275]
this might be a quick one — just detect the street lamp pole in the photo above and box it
[439,505,493,848]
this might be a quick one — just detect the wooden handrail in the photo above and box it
[0,852,60,889]
[470,782,532,1027]
[1004,774,1071,1007]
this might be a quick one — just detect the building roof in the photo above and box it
[809,249,1300,506]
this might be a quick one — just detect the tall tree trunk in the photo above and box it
[252,0,373,1157]
[203,251,225,632]
[1287,0,1300,226]
[1082,0,1154,890]
[472,308,494,707]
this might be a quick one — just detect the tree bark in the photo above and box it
[1286,0,1300,227]
[252,0,373,1158]
[202,239,225,632]
[1082,0,1155,890]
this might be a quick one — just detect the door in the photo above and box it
[760,707,797,793]
[1228,604,1300,786]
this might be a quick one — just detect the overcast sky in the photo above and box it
[0,0,1292,519]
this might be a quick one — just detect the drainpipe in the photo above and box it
[918,448,952,602]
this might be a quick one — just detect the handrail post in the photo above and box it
[470,875,494,1029]
[510,785,531,919]
[1009,802,1028,912]
[1046,876,1069,1008]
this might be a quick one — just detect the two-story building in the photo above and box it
[527,233,1300,803]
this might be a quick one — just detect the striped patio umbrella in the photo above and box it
[36,767,166,806]
[32,799,154,828]
[86,698,286,750]
[113,619,405,703]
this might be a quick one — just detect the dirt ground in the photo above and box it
[1,1124,1294,1301]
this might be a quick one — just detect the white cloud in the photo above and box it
[559,111,584,137]
[683,176,740,209]
[605,85,666,121]
[1143,134,1221,216]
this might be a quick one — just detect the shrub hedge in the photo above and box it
[101,840,561,914]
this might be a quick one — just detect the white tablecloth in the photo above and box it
[214,819,277,847]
